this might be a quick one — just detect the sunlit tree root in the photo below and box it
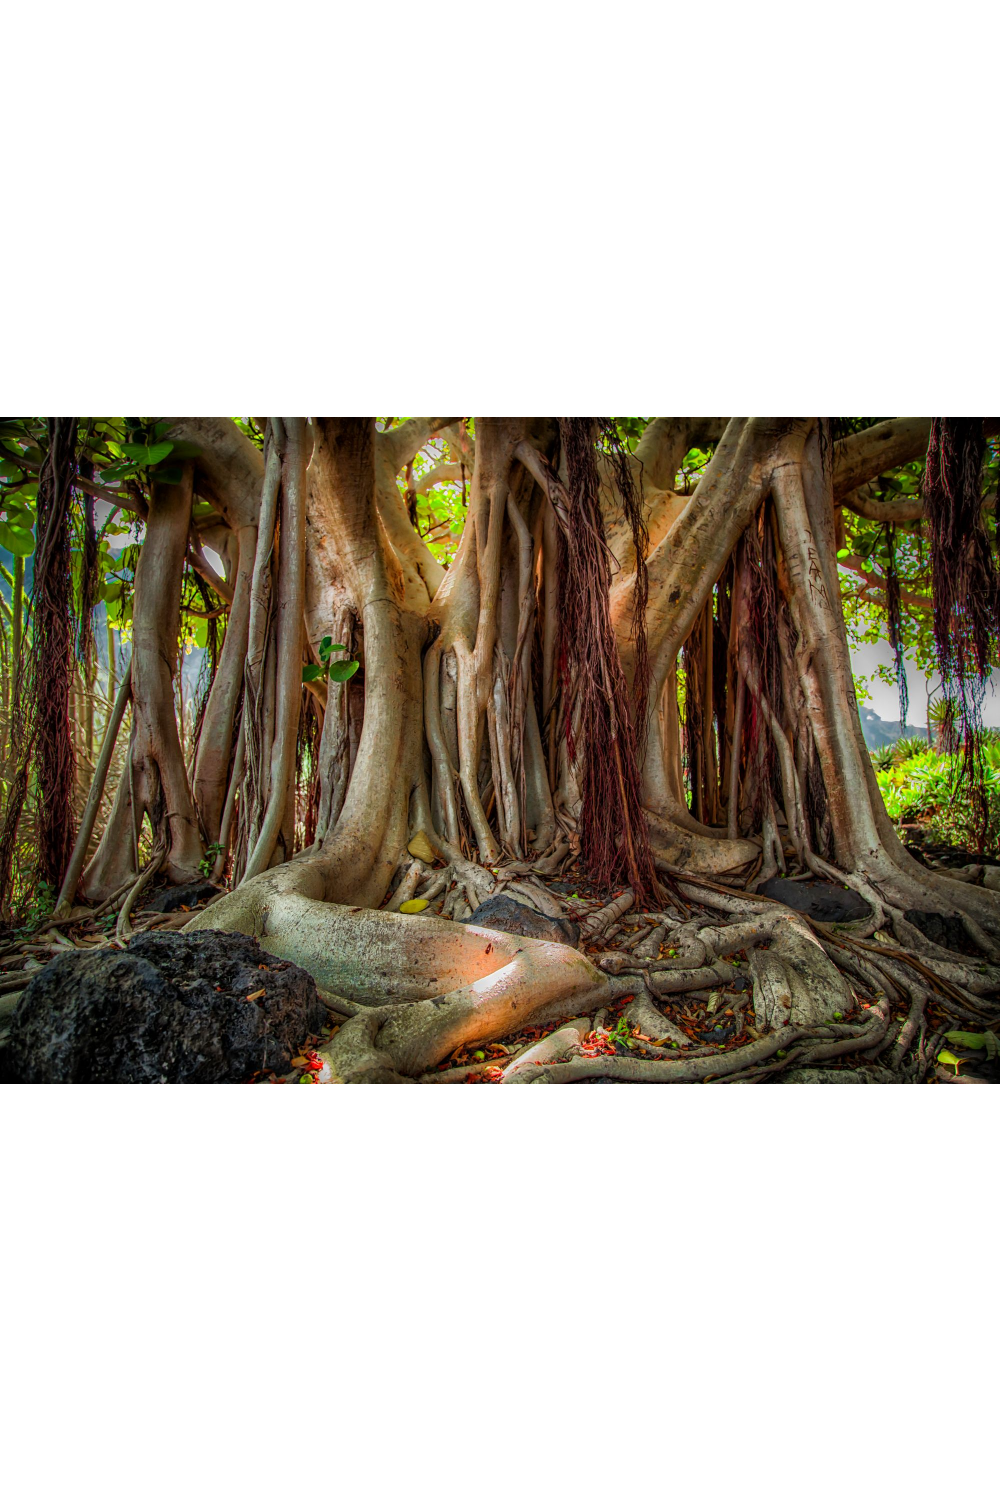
[188,881,634,1081]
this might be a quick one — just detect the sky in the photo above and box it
[851,639,1000,729]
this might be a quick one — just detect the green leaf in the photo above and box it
[151,465,184,486]
[944,1030,987,1050]
[937,1049,962,1075]
[302,664,324,683]
[399,898,429,914]
[328,659,360,683]
[318,635,333,660]
[166,440,202,460]
[836,548,851,559]
[0,521,35,556]
[121,440,173,467]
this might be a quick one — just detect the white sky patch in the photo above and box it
[850,640,1000,729]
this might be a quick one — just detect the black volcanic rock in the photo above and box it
[461,894,579,947]
[757,877,872,924]
[2,930,326,1084]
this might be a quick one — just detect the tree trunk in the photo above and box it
[83,466,204,896]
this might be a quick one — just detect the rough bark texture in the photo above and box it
[34,411,994,1084]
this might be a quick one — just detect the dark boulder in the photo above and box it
[757,877,872,924]
[903,908,978,956]
[144,880,221,913]
[461,894,579,947]
[2,930,326,1084]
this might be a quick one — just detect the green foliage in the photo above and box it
[398,425,470,567]
[891,736,928,765]
[944,1029,998,1058]
[607,418,649,453]
[676,446,714,493]
[303,636,361,686]
[875,739,1000,848]
[14,880,55,934]
[198,842,225,878]
[607,1016,635,1049]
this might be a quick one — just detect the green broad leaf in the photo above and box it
[165,440,201,459]
[194,619,209,649]
[836,548,851,559]
[318,635,333,659]
[937,1049,962,1075]
[0,521,35,556]
[106,595,132,629]
[122,441,173,467]
[944,1030,987,1050]
[0,458,22,479]
[102,580,123,603]
[399,898,429,914]
[328,659,360,683]
[302,663,324,683]
[151,465,184,486]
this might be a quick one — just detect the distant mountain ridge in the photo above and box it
[858,705,929,750]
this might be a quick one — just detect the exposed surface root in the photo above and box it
[175,836,1000,1083]
[518,998,890,1083]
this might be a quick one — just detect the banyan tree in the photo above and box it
[4,415,1000,1082]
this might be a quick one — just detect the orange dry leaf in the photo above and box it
[245,987,266,1002]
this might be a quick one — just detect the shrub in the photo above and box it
[891,735,929,766]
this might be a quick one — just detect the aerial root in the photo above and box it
[116,844,167,943]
